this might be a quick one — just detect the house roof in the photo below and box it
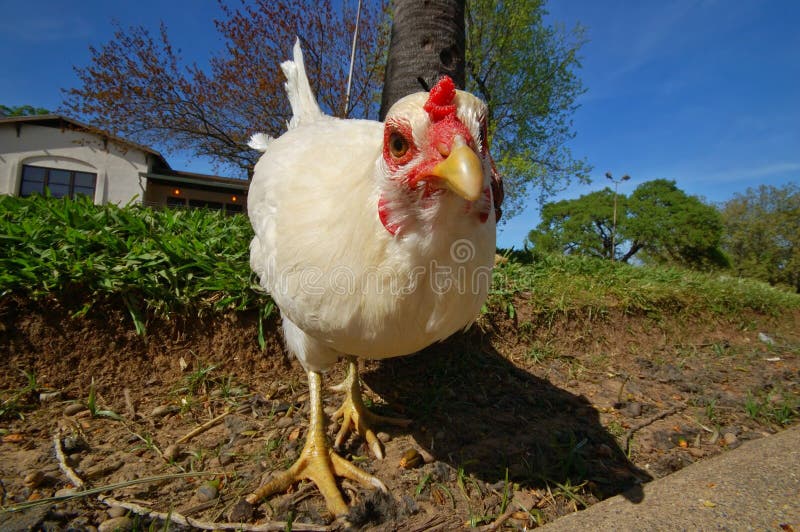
[146,168,249,192]
[0,114,171,170]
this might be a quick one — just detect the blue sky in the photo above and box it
[2,0,798,248]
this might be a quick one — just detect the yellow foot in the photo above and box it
[331,358,411,460]
[246,371,386,517]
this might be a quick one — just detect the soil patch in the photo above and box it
[1,296,798,530]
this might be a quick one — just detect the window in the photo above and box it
[166,196,187,208]
[20,165,96,199]
[189,199,223,210]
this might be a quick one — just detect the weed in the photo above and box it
[705,399,718,424]
[499,468,510,514]
[527,344,558,364]
[606,420,626,439]
[85,379,122,420]
[415,473,432,496]
[552,479,589,509]
[745,387,799,426]
[178,363,217,396]
[0,370,39,420]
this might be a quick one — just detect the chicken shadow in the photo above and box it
[361,326,651,504]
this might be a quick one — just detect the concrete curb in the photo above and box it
[540,424,799,531]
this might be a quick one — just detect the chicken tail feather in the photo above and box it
[281,38,324,130]
[247,132,273,152]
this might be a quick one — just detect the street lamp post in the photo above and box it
[605,172,630,261]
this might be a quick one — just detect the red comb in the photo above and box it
[424,76,457,122]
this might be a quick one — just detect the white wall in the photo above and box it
[0,123,151,204]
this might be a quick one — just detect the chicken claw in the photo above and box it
[246,370,386,517]
[331,357,412,459]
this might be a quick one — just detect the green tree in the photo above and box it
[529,179,728,269]
[0,105,51,117]
[528,188,622,260]
[626,179,728,269]
[721,183,800,292]
[466,0,589,215]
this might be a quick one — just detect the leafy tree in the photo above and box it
[62,0,388,177]
[0,105,51,117]
[64,0,587,212]
[626,179,728,270]
[466,0,589,215]
[721,183,799,292]
[529,179,728,269]
[528,188,622,260]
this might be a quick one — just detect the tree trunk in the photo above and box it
[379,0,466,120]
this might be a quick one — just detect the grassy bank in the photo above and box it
[2,195,798,330]
[490,252,799,321]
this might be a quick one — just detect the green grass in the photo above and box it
[0,370,39,420]
[0,195,269,323]
[745,387,799,427]
[490,251,800,320]
[1,196,797,335]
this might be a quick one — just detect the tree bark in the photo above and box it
[379,0,466,120]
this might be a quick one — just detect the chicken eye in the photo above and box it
[389,132,410,158]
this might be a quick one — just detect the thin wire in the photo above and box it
[343,0,363,117]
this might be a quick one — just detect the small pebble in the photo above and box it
[64,403,87,416]
[23,470,45,488]
[688,448,705,458]
[377,432,391,443]
[217,453,235,466]
[106,506,127,519]
[163,444,181,462]
[623,402,643,418]
[86,460,125,480]
[399,448,422,469]
[98,516,133,532]
[53,488,78,497]
[229,500,254,522]
[80,455,98,469]
[196,483,219,503]
[275,416,294,429]
[150,405,177,418]
[723,432,738,445]
[39,391,61,402]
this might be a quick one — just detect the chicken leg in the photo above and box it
[246,370,386,516]
[331,357,411,459]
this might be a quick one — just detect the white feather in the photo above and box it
[247,132,273,152]
[281,38,324,130]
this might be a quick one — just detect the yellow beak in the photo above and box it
[429,144,484,202]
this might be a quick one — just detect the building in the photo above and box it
[0,114,248,213]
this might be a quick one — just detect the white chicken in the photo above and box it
[246,40,500,517]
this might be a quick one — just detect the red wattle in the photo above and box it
[378,195,399,235]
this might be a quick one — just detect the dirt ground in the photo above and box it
[1,295,798,531]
